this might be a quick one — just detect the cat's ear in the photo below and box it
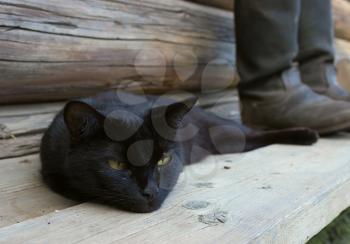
[151,97,198,129]
[64,101,105,141]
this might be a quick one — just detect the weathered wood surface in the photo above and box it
[337,58,350,92]
[333,0,350,42]
[335,39,350,90]
[336,38,350,61]
[0,102,63,118]
[0,113,55,139]
[0,0,235,104]
[1,136,350,243]
[1,91,350,243]
[186,0,233,11]
[0,134,42,159]
[2,0,350,104]
[0,102,64,158]
[0,155,76,228]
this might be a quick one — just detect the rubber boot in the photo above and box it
[296,0,350,101]
[235,0,350,134]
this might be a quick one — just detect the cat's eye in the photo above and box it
[157,154,172,167]
[108,159,128,170]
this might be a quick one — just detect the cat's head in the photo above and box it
[63,97,197,213]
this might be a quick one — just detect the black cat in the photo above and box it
[40,91,318,213]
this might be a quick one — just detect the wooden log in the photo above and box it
[336,58,350,91]
[186,0,233,11]
[0,0,236,104]
[336,38,350,58]
[333,0,350,42]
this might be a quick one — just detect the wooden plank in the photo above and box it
[0,113,55,138]
[0,155,76,228]
[0,102,61,158]
[0,102,63,118]
[1,136,350,243]
[0,133,42,159]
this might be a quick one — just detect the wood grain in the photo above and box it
[0,0,235,104]
[2,0,350,104]
[0,133,42,159]
[0,113,55,138]
[1,137,350,243]
[0,102,63,158]
[186,0,233,11]
[0,102,63,118]
[337,58,350,91]
[0,155,76,228]
[333,0,350,42]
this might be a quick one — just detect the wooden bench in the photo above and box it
[1,90,350,243]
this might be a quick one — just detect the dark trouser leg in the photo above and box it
[235,0,300,86]
[235,0,350,134]
[296,0,350,100]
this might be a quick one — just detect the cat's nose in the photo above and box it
[142,189,155,200]
[142,181,159,200]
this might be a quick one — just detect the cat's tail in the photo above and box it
[244,127,319,152]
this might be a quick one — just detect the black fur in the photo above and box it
[40,91,318,213]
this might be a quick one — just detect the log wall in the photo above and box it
[2,0,350,104]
